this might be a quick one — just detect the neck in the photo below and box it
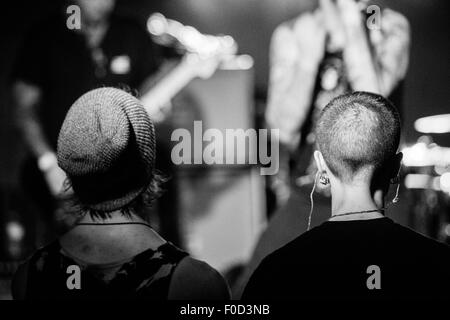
[330,183,385,220]
[79,211,148,225]
[62,210,165,264]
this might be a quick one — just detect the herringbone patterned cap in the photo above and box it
[57,87,156,211]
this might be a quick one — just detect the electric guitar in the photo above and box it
[141,13,238,122]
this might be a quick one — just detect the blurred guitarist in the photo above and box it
[11,0,224,248]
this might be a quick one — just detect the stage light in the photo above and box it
[6,221,25,242]
[236,54,254,70]
[444,224,450,237]
[404,174,440,190]
[147,13,167,36]
[434,165,449,176]
[402,142,430,167]
[414,114,450,134]
[440,172,450,194]
[402,141,450,167]
[222,54,254,71]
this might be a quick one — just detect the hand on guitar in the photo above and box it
[45,165,69,197]
[142,14,237,122]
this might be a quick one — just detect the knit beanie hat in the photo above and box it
[57,87,156,211]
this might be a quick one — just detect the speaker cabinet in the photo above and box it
[173,66,267,272]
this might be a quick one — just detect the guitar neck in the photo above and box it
[140,58,196,119]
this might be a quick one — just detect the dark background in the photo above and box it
[0,0,449,188]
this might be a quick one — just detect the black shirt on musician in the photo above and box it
[12,13,162,147]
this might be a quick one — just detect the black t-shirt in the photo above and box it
[12,13,162,148]
[242,217,450,300]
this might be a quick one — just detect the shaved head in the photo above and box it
[315,92,401,182]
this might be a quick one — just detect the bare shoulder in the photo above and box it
[168,256,230,300]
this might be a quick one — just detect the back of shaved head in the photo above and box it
[315,92,401,182]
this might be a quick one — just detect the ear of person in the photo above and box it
[319,173,330,186]
[314,150,330,185]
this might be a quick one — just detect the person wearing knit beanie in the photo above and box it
[12,88,230,300]
[57,87,158,214]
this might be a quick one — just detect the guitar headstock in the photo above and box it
[147,13,238,79]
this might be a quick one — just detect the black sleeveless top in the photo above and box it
[24,241,188,300]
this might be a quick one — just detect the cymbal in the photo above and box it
[414,114,450,134]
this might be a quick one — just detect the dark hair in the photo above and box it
[62,170,168,220]
[315,91,401,182]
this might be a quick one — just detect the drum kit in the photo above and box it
[401,114,450,243]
